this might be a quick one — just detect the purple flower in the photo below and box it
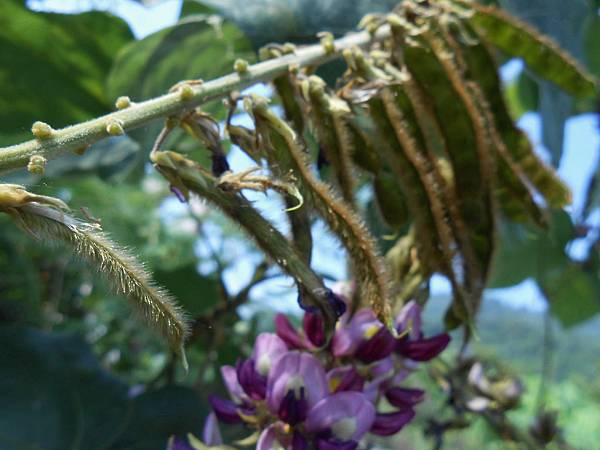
[354,326,396,364]
[395,301,422,339]
[236,358,267,400]
[305,392,376,442]
[267,351,329,421]
[303,311,326,347]
[396,333,451,362]
[220,365,246,403]
[327,366,365,393]
[202,412,223,446]
[167,436,193,450]
[314,438,358,450]
[370,409,416,436]
[253,332,288,376]
[208,394,243,424]
[385,387,425,408]
[275,314,310,350]
[257,424,308,450]
[331,308,381,358]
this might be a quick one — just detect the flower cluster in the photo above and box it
[171,292,450,450]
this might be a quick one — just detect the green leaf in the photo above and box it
[0,327,208,450]
[0,0,133,147]
[154,265,220,316]
[106,14,254,154]
[542,265,600,327]
[465,1,597,100]
[0,326,131,450]
[488,210,573,288]
[109,386,207,450]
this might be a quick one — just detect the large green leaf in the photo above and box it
[488,210,573,288]
[0,327,208,450]
[0,0,133,147]
[543,265,600,327]
[0,326,130,450]
[192,0,398,47]
[106,13,254,155]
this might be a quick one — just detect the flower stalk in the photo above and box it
[0,25,390,175]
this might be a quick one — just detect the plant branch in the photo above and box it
[0,26,390,175]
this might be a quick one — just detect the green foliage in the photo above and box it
[0,327,205,450]
[0,0,133,147]
[107,11,254,155]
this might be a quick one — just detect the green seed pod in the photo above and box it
[460,0,597,99]
[374,171,409,229]
[247,95,394,331]
[446,20,570,212]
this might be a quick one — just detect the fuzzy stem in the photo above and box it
[0,26,390,175]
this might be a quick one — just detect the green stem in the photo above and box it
[0,26,390,175]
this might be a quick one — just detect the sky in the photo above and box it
[29,0,600,316]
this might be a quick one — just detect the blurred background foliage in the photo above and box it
[0,0,598,449]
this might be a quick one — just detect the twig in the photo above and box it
[0,26,390,175]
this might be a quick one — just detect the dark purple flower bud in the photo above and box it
[208,394,242,424]
[303,312,326,347]
[327,366,364,393]
[267,351,329,415]
[326,289,347,318]
[315,438,358,450]
[370,409,416,436]
[317,145,330,169]
[279,387,308,425]
[237,358,267,400]
[355,326,396,364]
[252,332,288,376]
[202,412,223,446]
[211,153,230,176]
[385,387,425,408]
[396,333,451,361]
[275,313,308,350]
[170,186,187,203]
[306,392,375,442]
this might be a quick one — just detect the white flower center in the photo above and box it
[331,417,357,441]
[257,354,271,376]
[285,375,305,397]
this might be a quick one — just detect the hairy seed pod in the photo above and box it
[446,20,570,211]
[247,96,394,331]
[459,0,597,99]
[374,171,409,229]
[3,199,190,369]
